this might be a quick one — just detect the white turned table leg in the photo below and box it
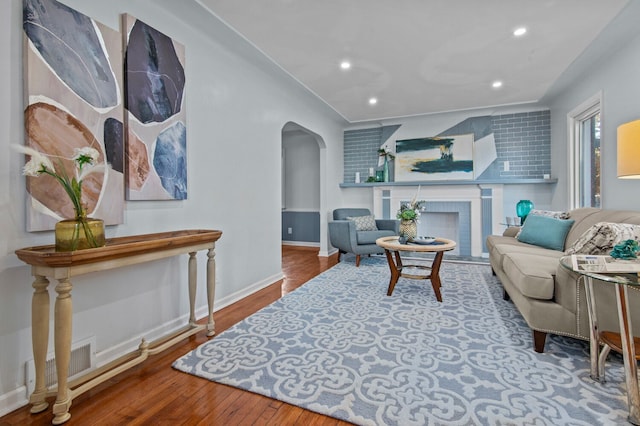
[29,275,50,413]
[188,252,197,326]
[52,277,73,425]
[206,247,216,336]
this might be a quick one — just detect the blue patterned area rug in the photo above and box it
[173,257,631,425]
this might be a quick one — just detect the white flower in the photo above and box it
[13,144,55,176]
[73,147,100,163]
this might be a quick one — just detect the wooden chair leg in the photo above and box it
[533,330,547,353]
[355,255,361,267]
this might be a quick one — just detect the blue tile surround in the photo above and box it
[343,111,550,183]
[422,201,471,256]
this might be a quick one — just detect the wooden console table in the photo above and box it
[15,229,223,425]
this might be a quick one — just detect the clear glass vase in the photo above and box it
[55,217,106,252]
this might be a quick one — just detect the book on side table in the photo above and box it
[571,254,640,273]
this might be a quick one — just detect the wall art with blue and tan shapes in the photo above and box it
[123,14,187,200]
[22,0,125,231]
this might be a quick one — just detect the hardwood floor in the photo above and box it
[0,246,349,426]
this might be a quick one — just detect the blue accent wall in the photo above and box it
[282,211,320,243]
[343,111,550,183]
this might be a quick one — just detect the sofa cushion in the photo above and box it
[517,215,575,251]
[490,241,561,271]
[357,230,395,245]
[347,215,378,231]
[503,253,559,300]
[565,222,640,255]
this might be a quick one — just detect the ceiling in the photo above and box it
[197,0,629,123]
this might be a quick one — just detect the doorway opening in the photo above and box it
[281,122,328,255]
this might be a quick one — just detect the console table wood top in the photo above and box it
[16,229,223,268]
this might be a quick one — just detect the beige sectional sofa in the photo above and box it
[487,207,640,353]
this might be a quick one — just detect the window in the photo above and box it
[568,94,602,209]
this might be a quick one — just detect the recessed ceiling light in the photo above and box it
[340,61,351,70]
[369,97,378,105]
[492,81,503,89]
[513,27,527,37]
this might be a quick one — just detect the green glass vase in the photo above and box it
[55,217,106,252]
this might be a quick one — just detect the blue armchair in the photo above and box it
[328,208,399,266]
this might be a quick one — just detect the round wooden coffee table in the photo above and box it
[376,236,457,302]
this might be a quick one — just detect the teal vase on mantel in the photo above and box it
[516,199,534,224]
[383,156,390,182]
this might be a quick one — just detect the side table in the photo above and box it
[559,256,640,425]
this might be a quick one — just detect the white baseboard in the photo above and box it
[209,271,284,313]
[281,240,320,248]
[0,386,28,418]
[96,270,285,365]
[319,248,338,257]
[0,271,285,417]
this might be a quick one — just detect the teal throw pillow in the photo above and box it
[516,214,575,251]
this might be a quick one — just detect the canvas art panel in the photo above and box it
[123,14,187,200]
[22,0,125,231]
[395,134,474,182]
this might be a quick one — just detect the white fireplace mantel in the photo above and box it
[373,184,504,257]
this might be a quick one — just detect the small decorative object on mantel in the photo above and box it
[516,199,534,223]
[14,144,106,251]
[396,185,425,242]
[378,147,395,182]
[610,239,639,260]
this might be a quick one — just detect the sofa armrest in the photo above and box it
[376,219,400,234]
[503,226,521,238]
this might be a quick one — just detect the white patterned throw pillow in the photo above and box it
[529,209,571,220]
[565,222,640,255]
[346,215,378,231]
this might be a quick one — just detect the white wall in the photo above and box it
[283,131,320,211]
[0,0,347,412]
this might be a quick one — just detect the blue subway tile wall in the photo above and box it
[491,110,551,179]
[343,111,550,182]
[344,125,400,183]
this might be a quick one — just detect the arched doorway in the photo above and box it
[281,122,328,255]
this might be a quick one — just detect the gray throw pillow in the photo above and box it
[346,215,378,231]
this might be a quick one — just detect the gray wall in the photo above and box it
[543,2,640,211]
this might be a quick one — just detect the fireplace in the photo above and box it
[373,184,503,257]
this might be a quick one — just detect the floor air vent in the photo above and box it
[25,336,96,395]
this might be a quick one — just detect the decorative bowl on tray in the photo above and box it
[412,236,436,245]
